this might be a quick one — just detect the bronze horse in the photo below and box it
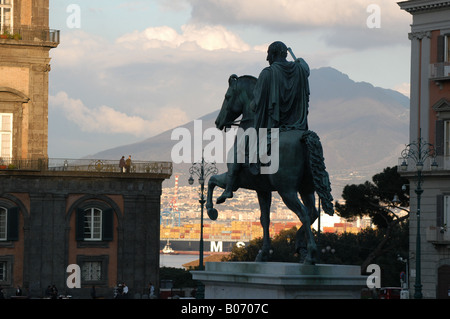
[205,74,334,264]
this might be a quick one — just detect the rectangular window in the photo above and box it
[84,208,102,241]
[81,261,102,281]
[0,207,6,241]
[444,196,450,227]
[444,121,450,157]
[0,113,12,158]
[446,35,450,63]
[0,0,13,34]
[0,261,6,281]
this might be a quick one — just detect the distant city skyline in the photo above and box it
[161,184,344,231]
[47,0,412,159]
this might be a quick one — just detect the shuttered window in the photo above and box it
[445,121,450,157]
[437,195,450,230]
[102,208,113,241]
[0,207,6,240]
[438,35,445,63]
[437,34,450,63]
[0,206,18,241]
[6,207,18,240]
[0,261,6,281]
[76,207,113,242]
[435,120,450,156]
[446,35,450,63]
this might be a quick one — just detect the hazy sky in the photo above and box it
[47,0,412,159]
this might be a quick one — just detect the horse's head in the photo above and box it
[215,74,257,131]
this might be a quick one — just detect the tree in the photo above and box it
[225,228,299,263]
[317,224,409,286]
[334,166,410,270]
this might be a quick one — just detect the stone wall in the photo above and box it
[0,170,166,299]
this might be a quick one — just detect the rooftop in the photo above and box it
[398,0,450,13]
[0,157,173,179]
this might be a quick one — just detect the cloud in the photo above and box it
[49,91,189,137]
[183,0,411,50]
[52,30,112,67]
[187,0,409,28]
[116,24,253,52]
[52,25,262,72]
[50,27,267,124]
[394,82,410,98]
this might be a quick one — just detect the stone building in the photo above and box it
[398,0,450,299]
[0,0,172,298]
[0,0,58,160]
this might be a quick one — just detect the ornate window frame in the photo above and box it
[433,99,450,156]
[76,254,109,287]
[0,255,13,286]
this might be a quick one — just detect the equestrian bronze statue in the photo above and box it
[205,42,333,265]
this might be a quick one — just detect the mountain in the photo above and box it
[90,67,409,199]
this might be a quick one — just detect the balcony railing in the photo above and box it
[0,28,60,45]
[426,226,450,245]
[430,62,450,80]
[0,157,173,176]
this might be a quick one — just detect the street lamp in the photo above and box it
[188,151,218,299]
[399,132,438,299]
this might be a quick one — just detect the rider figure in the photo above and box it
[216,41,311,204]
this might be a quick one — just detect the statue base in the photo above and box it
[191,262,367,299]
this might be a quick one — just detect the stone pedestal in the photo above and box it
[191,262,367,299]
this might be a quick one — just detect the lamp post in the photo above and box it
[188,152,218,299]
[400,132,438,299]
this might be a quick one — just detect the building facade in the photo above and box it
[0,0,59,160]
[399,0,450,299]
[0,0,172,298]
[0,166,171,298]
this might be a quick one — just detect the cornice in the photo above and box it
[408,31,432,40]
[398,0,450,13]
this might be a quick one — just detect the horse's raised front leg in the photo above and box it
[279,191,317,265]
[206,173,226,221]
[255,191,272,262]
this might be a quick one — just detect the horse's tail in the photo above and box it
[303,130,334,216]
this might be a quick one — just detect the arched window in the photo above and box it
[76,206,113,242]
[0,206,18,241]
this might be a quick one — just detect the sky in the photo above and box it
[47,0,412,159]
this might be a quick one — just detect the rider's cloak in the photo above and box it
[251,58,310,132]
